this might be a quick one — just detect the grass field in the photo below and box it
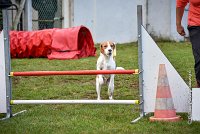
[0,42,200,134]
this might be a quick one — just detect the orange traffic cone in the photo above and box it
[149,64,181,122]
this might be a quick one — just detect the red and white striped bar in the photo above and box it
[10,100,139,105]
[10,69,139,76]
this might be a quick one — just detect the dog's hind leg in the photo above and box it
[108,75,115,100]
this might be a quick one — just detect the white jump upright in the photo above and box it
[0,31,7,114]
[138,6,200,123]
[135,5,191,122]
[0,9,12,119]
[141,26,190,113]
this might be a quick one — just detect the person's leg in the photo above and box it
[188,26,200,87]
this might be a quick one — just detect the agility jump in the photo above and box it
[0,7,142,119]
[8,69,140,104]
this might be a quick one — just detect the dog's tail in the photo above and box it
[116,67,125,70]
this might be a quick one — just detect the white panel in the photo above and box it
[73,0,146,43]
[147,0,171,39]
[74,0,96,39]
[192,88,200,121]
[142,26,190,113]
[95,0,146,43]
[0,31,7,113]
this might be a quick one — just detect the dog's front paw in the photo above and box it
[109,96,113,100]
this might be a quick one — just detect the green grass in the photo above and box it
[0,42,200,134]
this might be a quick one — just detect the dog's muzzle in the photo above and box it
[108,49,112,56]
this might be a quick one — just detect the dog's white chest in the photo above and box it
[104,60,115,70]
[97,54,116,70]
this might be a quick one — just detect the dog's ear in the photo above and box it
[113,42,116,57]
[100,43,104,54]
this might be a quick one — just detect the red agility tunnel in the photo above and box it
[10,26,96,60]
[10,69,139,76]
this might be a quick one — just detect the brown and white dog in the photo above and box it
[96,41,124,100]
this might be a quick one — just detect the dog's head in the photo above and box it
[100,41,116,57]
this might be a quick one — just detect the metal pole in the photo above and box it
[137,5,144,117]
[11,100,139,105]
[2,9,12,118]
[131,5,144,123]
[24,0,32,31]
